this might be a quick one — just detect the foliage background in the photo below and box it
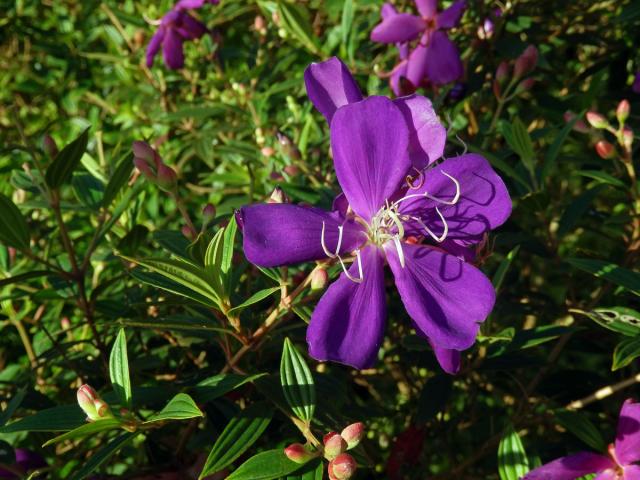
[1,0,640,478]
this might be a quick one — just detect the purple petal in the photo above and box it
[145,29,165,67]
[415,0,437,18]
[523,453,613,480]
[595,471,618,480]
[437,0,466,29]
[304,57,363,124]
[162,29,185,69]
[330,96,411,220]
[381,2,398,19]
[390,61,411,97]
[406,41,429,88]
[440,239,475,262]
[386,243,495,350]
[176,14,207,40]
[425,31,463,85]
[239,204,366,267]
[399,154,512,243]
[307,246,386,369]
[371,14,425,43]
[430,341,461,374]
[175,0,215,9]
[622,465,640,480]
[615,399,640,465]
[393,94,446,168]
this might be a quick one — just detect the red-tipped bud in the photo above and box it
[595,140,615,159]
[310,268,328,291]
[328,453,357,480]
[133,157,156,180]
[586,111,609,130]
[60,317,71,329]
[495,61,509,84]
[132,141,156,164]
[323,432,347,460]
[515,78,535,94]
[267,186,289,204]
[514,45,538,78]
[617,100,630,124]
[492,80,501,99]
[623,127,634,151]
[77,385,112,421]
[156,164,178,192]
[42,134,58,158]
[284,443,315,464]
[340,422,365,450]
[283,165,300,177]
[277,132,301,159]
[181,225,196,241]
[202,204,216,223]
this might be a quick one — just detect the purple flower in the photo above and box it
[146,7,208,69]
[0,449,47,479]
[524,399,640,480]
[238,58,511,372]
[175,0,219,8]
[633,72,640,94]
[372,0,466,89]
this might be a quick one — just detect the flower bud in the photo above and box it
[133,157,156,180]
[156,164,178,192]
[514,45,538,78]
[310,268,328,291]
[340,422,365,450]
[284,443,315,464]
[181,225,196,241]
[623,127,634,151]
[492,80,501,99]
[42,134,58,158]
[132,141,156,164]
[267,186,289,204]
[328,453,357,480]
[77,385,113,421]
[595,140,615,159]
[586,111,609,130]
[60,316,71,330]
[617,99,630,124]
[323,432,347,460]
[515,78,535,94]
[261,146,275,157]
[277,132,301,160]
[564,111,589,133]
[202,204,216,223]
[495,61,509,84]
[283,165,300,177]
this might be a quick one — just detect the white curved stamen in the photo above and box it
[411,207,449,243]
[320,221,343,258]
[338,249,363,283]
[422,171,460,205]
[406,167,425,190]
[393,235,405,268]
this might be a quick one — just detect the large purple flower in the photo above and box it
[239,59,510,372]
[372,0,465,88]
[524,399,640,480]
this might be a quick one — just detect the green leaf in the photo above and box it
[103,153,134,206]
[492,246,520,291]
[277,1,322,55]
[575,170,626,188]
[144,393,203,424]
[192,373,267,403]
[43,418,123,447]
[502,118,535,177]
[0,270,52,288]
[0,389,26,427]
[341,0,354,47]
[0,405,85,433]
[612,336,640,370]
[109,329,132,408]
[226,449,306,480]
[497,424,529,480]
[0,193,30,249]
[72,172,104,209]
[284,459,323,480]
[565,258,640,296]
[228,287,281,315]
[221,216,237,275]
[557,186,604,238]
[70,432,136,480]
[555,410,606,451]
[280,338,316,423]
[130,269,215,307]
[581,307,640,336]
[46,127,90,188]
[199,403,273,478]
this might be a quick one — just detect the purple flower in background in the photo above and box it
[0,449,47,479]
[633,72,640,94]
[239,58,511,373]
[524,399,640,480]
[372,0,466,89]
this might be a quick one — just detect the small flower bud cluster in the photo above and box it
[284,422,365,480]
[493,46,538,100]
[585,100,634,160]
[132,141,178,192]
[77,384,114,422]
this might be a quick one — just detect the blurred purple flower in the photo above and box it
[524,399,640,480]
[238,58,511,373]
[633,72,640,94]
[0,449,47,479]
[372,0,466,89]
[175,0,218,8]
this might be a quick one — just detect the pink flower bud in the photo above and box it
[340,422,365,450]
[181,225,196,241]
[492,80,501,99]
[564,111,589,133]
[156,164,178,192]
[595,140,615,159]
[323,432,347,460]
[261,146,275,157]
[586,111,609,129]
[42,134,58,158]
[514,45,538,78]
[60,317,71,329]
[515,78,535,94]
[328,453,357,480]
[310,268,328,291]
[132,141,156,164]
[267,186,289,204]
[283,165,300,176]
[133,157,156,180]
[495,61,509,84]
[202,204,216,222]
[77,385,112,421]
[284,443,315,464]
[617,100,630,124]
[93,399,113,419]
[623,127,634,151]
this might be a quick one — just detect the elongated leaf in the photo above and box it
[72,172,104,209]
[228,287,281,315]
[0,389,26,427]
[612,336,640,370]
[497,424,529,480]
[280,338,315,423]
[70,432,136,480]
[226,449,306,480]
[130,269,215,307]
[109,329,132,408]
[0,193,30,249]
[285,459,323,480]
[0,270,51,288]
[502,118,535,176]
[144,393,203,424]
[221,216,237,275]
[566,258,640,296]
[341,0,354,46]
[43,418,123,447]
[0,405,85,433]
[277,1,321,55]
[204,227,226,295]
[555,411,606,451]
[575,170,626,188]
[192,373,266,403]
[582,307,640,337]
[103,153,134,206]
[557,186,604,238]
[492,246,520,291]
[199,403,273,478]
[46,127,90,188]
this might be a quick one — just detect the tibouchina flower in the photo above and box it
[371,0,466,87]
[240,69,510,372]
[524,399,640,480]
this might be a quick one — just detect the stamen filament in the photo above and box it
[321,222,343,258]
[393,235,405,268]
[338,249,363,283]
[412,207,449,243]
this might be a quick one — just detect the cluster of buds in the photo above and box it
[284,422,364,480]
[585,100,634,159]
[77,384,114,422]
[132,141,178,192]
[492,45,538,100]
